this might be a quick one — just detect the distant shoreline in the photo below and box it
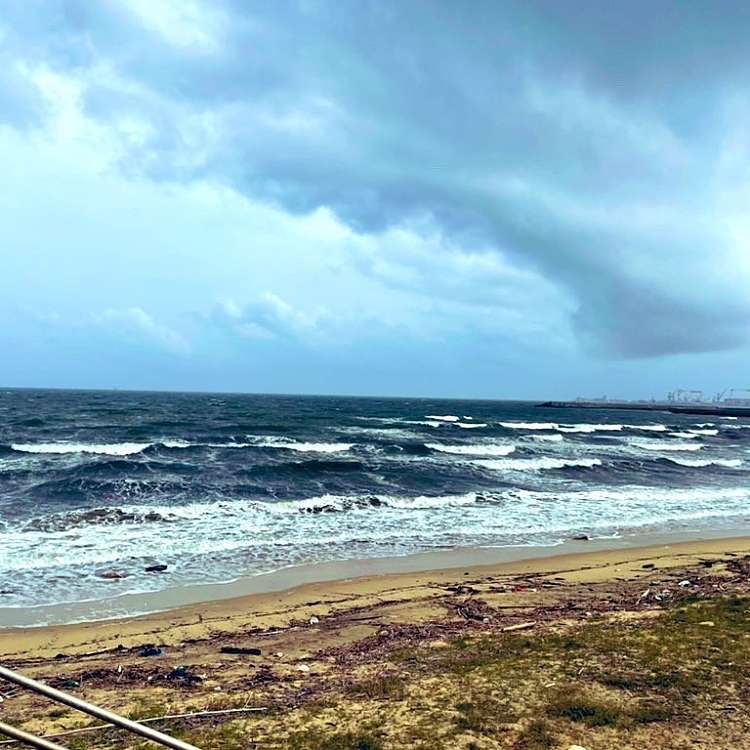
[539,400,750,417]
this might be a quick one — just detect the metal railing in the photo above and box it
[0,665,202,750]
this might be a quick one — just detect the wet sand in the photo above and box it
[2,533,749,658]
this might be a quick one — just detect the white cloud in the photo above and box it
[98,307,189,354]
[116,0,227,54]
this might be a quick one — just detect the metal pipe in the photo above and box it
[0,720,68,750]
[0,666,201,750]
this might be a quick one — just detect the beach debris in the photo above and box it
[220,646,262,656]
[166,666,203,685]
[137,645,163,657]
[145,564,168,573]
[297,664,311,672]
[678,580,692,587]
[641,563,655,569]
[49,678,80,690]
[699,621,715,627]
[446,585,478,595]
[455,598,496,622]
[501,622,536,632]
[571,534,590,541]
[275,652,284,658]
[567,746,588,750]
[309,616,320,625]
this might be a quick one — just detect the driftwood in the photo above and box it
[501,622,536,632]
[0,707,267,746]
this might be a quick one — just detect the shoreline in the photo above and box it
[2,524,750,629]
[2,529,750,645]
[3,534,750,747]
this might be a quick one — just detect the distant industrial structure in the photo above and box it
[543,387,750,416]
[667,388,750,407]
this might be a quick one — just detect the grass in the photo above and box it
[513,720,556,750]
[347,672,406,701]
[11,596,750,749]
[287,730,383,750]
[547,689,622,727]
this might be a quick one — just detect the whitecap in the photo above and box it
[499,421,557,430]
[161,440,192,448]
[474,457,602,471]
[530,434,564,442]
[665,457,742,468]
[557,424,623,433]
[624,424,667,432]
[687,429,718,436]
[425,415,460,422]
[426,443,515,456]
[457,422,488,429]
[633,441,702,452]
[11,442,150,456]
[255,440,354,453]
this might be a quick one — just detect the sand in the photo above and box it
[2,534,749,659]
[3,535,750,749]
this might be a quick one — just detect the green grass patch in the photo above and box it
[547,689,622,727]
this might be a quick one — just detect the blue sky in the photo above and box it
[1,1,749,399]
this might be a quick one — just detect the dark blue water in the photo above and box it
[1,389,749,613]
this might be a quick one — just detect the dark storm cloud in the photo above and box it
[3,0,750,357]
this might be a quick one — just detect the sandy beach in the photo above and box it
[3,535,750,748]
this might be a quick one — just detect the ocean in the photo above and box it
[1,389,749,620]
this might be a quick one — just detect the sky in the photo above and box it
[1,0,749,400]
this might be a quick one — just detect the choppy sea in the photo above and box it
[1,389,749,616]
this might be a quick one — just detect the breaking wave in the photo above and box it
[664,458,743,469]
[426,443,516,456]
[11,442,151,456]
[474,457,602,471]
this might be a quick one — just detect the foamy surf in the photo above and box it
[254,440,354,453]
[665,458,743,468]
[426,443,516,456]
[474,457,602,471]
[632,441,703,452]
[11,442,151,456]
[557,424,623,433]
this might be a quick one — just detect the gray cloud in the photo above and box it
[3,0,750,358]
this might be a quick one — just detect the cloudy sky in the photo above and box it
[1,1,749,399]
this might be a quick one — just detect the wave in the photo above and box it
[632,441,702,452]
[668,432,699,439]
[530,434,563,442]
[664,457,743,468]
[456,422,487,429]
[474,457,602,471]
[247,458,366,475]
[426,443,516,456]
[252,439,354,453]
[11,442,151,456]
[557,424,623,433]
[425,415,460,422]
[626,424,667,432]
[687,428,718,436]
[499,421,557,430]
